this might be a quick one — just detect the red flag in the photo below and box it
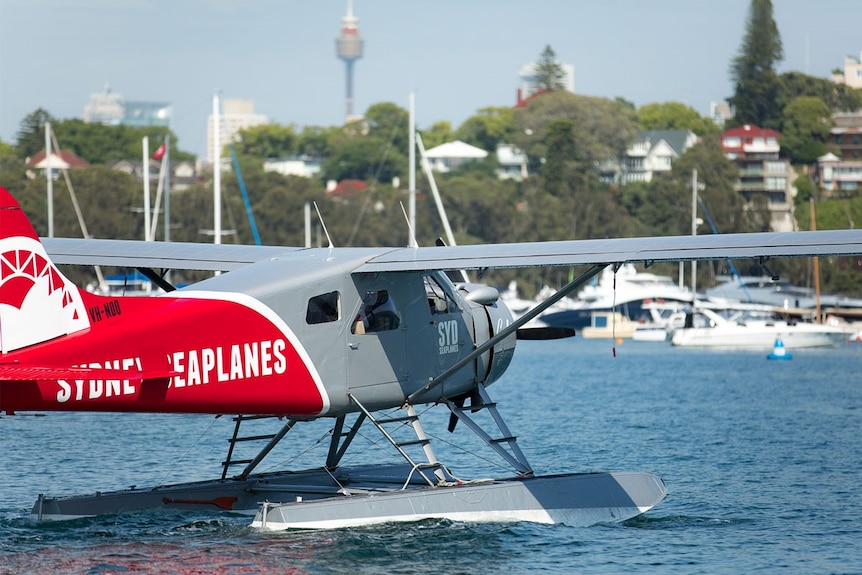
[153,143,166,160]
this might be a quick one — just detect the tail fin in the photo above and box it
[0,186,90,352]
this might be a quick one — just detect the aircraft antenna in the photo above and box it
[313,202,335,249]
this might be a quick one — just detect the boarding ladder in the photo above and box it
[221,415,298,480]
[444,383,533,477]
[347,394,455,488]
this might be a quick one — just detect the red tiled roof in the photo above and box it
[24,149,90,168]
[720,124,781,139]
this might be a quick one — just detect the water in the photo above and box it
[2,339,862,574]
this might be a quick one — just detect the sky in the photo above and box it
[1,0,860,160]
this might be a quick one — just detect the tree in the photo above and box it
[541,119,576,196]
[729,0,783,128]
[235,124,297,159]
[780,96,832,164]
[454,107,514,151]
[363,102,410,154]
[511,91,638,172]
[321,136,406,184]
[533,45,566,92]
[637,102,719,136]
[418,121,453,150]
[779,71,862,114]
[16,108,55,158]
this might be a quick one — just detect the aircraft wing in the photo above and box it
[43,238,299,272]
[359,230,862,272]
[43,230,862,274]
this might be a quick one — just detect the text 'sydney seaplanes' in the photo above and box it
[2,186,861,530]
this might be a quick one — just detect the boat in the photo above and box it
[670,307,855,349]
[632,300,689,342]
[581,311,638,339]
[539,264,694,331]
[706,275,862,314]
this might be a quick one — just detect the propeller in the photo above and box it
[447,388,483,433]
[515,326,576,340]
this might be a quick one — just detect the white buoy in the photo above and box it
[768,337,792,360]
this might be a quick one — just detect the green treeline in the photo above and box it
[1,0,861,295]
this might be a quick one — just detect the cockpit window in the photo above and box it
[306,291,340,324]
[352,289,400,333]
[424,275,457,315]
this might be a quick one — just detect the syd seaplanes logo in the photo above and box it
[0,236,89,352]
[438,319,460,355]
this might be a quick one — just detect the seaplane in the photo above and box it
[1,185,860,530]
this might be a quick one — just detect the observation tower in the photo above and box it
[335,0,364,121]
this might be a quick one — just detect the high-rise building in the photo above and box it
[207,98,268,165]
[335,0,364,122]
[82,85,171,128]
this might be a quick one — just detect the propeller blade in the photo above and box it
[447,394,468,433]
[516,326,576,340]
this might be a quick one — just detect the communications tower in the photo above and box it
[335,0,364,121]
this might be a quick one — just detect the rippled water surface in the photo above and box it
[2,339,862,574]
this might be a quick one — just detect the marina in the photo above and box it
[2,339,861,573]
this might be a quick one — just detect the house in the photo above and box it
[495,144,528,181]
[423,140,488,173]
[831,52,862,89]
[600,130,698,185]
[24,149,89,178]
[109,159,199,191]
[263,156,323,179]
[815,152,862,195]
[719,124,796,232]
[828,112,862,161]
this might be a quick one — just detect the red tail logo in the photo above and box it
[0,187,89,352]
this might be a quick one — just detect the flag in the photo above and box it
[153,143,166,160]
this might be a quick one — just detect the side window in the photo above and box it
[352,289,400,333]
[424,275,456,315]
[306,291,340,324]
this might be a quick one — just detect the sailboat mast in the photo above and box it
[46,121,53,238]
[408,92,416,247]
[213,93,222,245]
[810,197,821,323]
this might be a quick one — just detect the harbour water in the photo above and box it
[2,338,862,574]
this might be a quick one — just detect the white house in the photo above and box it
[424,140,488,173]
[263,156,323,179]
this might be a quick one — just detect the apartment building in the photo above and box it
[720,124,796,232]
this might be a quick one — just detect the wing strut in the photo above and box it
[136,267,176,292]
[407,263,607,404]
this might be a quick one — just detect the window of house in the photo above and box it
[306,291,340,324]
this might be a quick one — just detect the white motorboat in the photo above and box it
[540,264,694,330]
[632,300,689,342]
[670,307,855,349]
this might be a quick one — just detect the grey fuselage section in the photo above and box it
[182,248,516,416]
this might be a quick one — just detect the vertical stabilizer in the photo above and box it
[0,187,90,352]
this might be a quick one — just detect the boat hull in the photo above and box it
[671,325,850,348]
[252,471,667,531]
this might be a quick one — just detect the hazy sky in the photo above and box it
[1,0,860,159]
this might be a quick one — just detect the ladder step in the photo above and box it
[397,439,430,447]
[374,415,418,424]
[222,459,253,466]
[232,415,280,422]
[489,436,516,444]
[228,434,277,443]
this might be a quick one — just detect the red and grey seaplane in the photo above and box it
[2,186,859,529]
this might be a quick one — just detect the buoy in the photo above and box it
[767,337,792,360]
